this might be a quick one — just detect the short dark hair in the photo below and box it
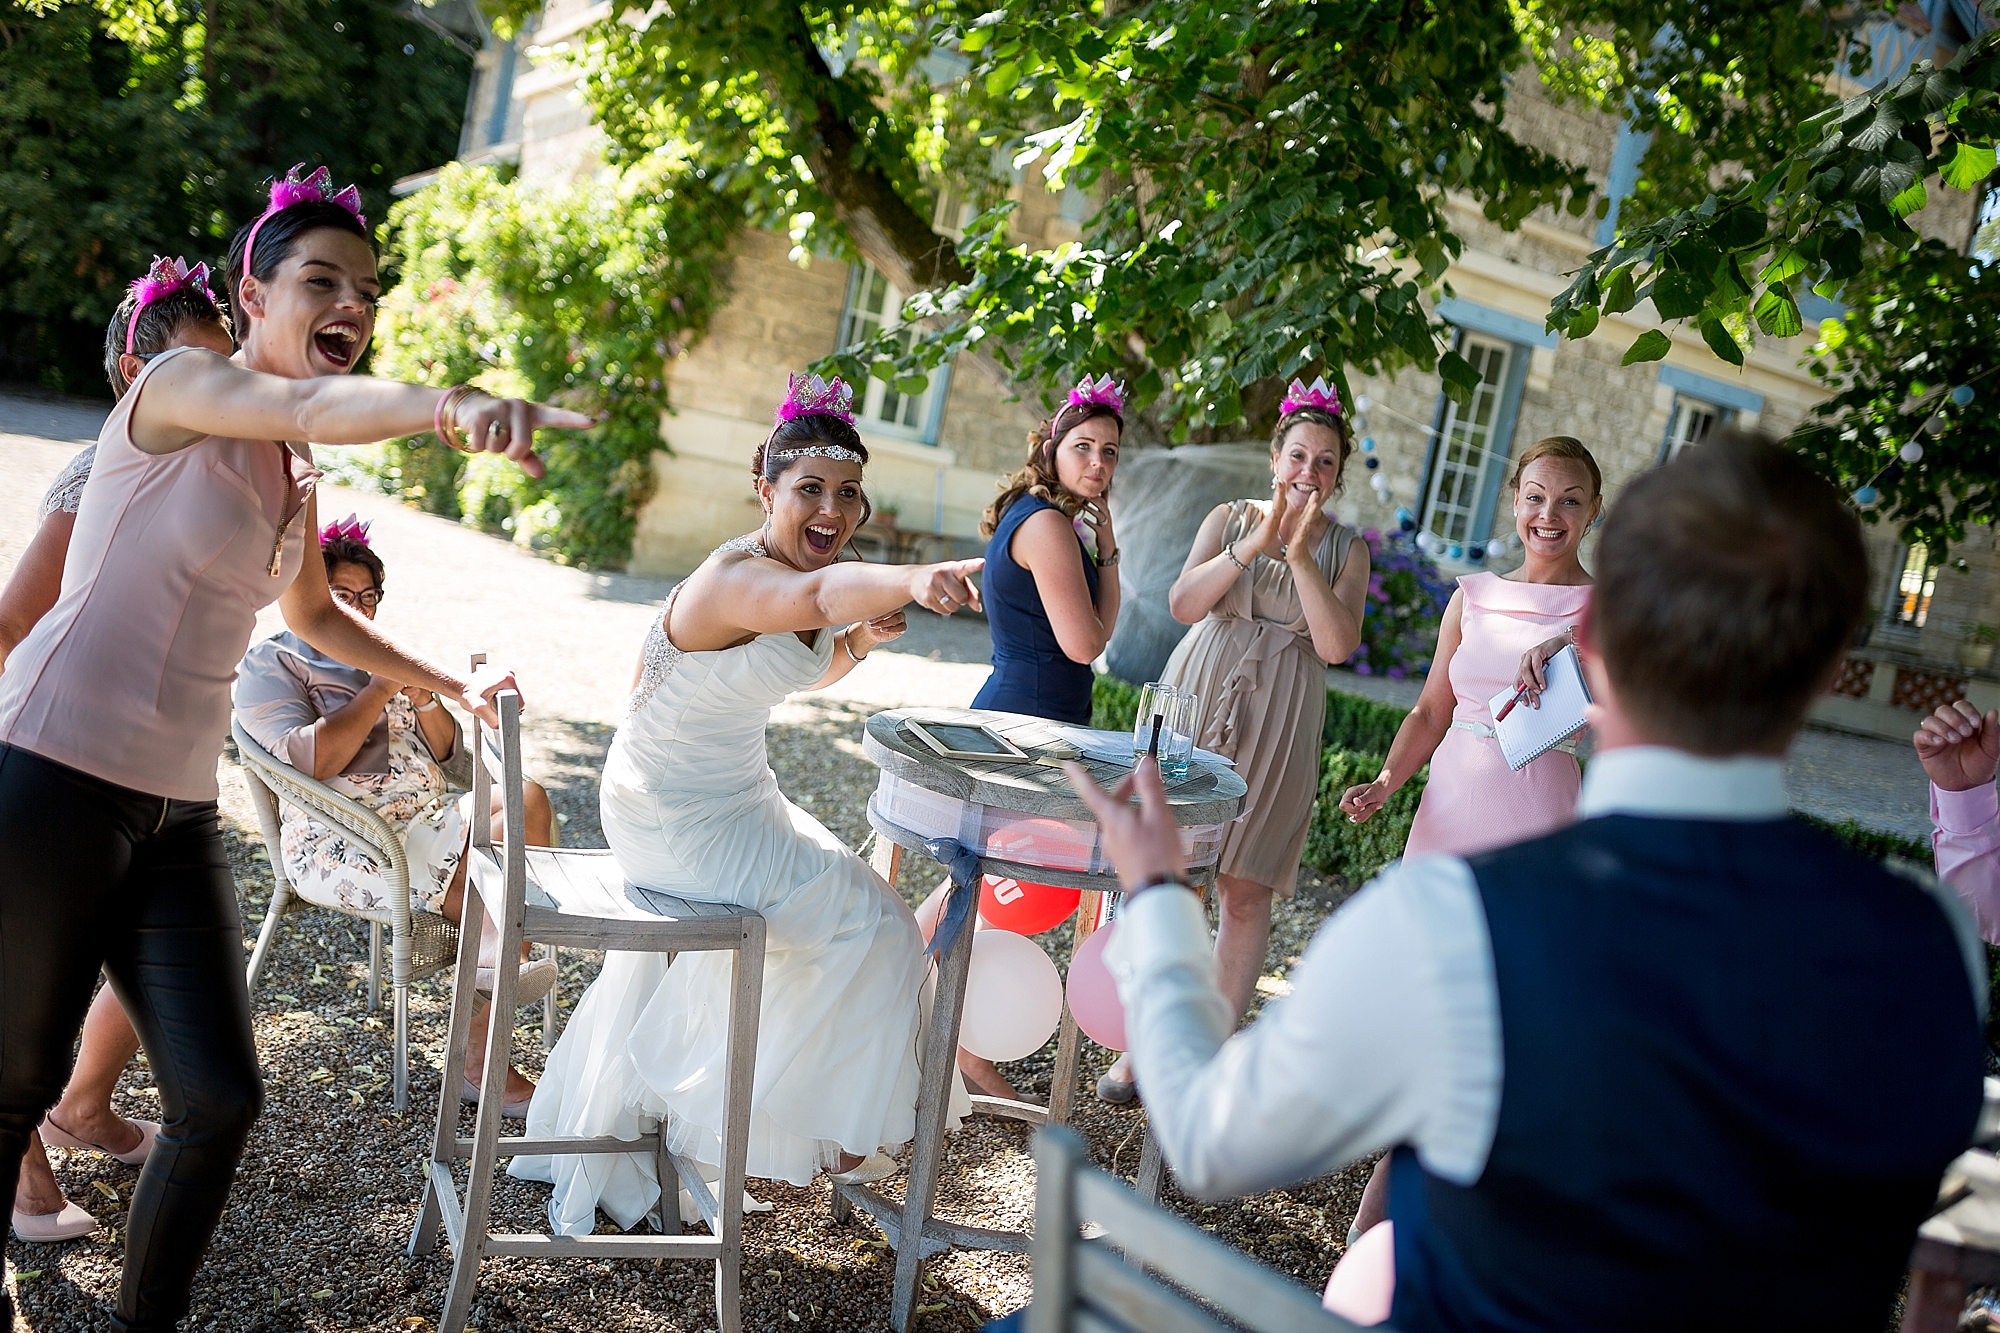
[321,535,385,590]
[225,200,371,317]
[101,285,231,399]
[1591,430,1866,754]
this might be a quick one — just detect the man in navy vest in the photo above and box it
[1068,433,1987,1330]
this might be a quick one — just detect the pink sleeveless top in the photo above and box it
[0,348,319,800]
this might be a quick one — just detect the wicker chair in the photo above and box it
[233,717,463,1112]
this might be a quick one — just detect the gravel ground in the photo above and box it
[0,391,1934,1329]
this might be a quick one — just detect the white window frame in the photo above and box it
[838,261,950,445]
[1419,335,1515,546]
[1661,394,1726,463]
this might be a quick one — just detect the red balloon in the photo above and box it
[977,874,1082,936]
[1065,922,1126,1051]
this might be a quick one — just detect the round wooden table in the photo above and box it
[836,706,1246,1332]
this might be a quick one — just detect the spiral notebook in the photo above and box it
[1487,644,1593,772]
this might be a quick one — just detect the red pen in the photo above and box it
[1495,684,1528,723]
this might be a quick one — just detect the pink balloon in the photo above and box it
[1065,922,1127,1052]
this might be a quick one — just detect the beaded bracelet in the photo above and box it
[1224,542,1251,572]
[433,385,478,453]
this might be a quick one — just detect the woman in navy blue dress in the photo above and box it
[970,375,1125,724]
[926,377,1125,1102]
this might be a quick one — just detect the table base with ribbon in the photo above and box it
[838,805,1216,1332]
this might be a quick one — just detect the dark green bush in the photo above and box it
[1091,673,1143,733]
[1303,748,1426,885]
[1323,690,1409,754]
[1794,812,1929,866]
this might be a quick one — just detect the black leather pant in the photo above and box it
[0,744,263,1332]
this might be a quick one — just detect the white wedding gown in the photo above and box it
[511,539,948,1234]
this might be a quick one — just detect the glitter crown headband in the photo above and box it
[770,373,864,461]
[240,165,367,297]
[1065,373,1125,417]
[320,513,373,549]
[775,372,857,427]
[125,256,216,355]
[1279,376,1342,417]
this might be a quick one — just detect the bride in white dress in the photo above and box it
[512,375,985,1233]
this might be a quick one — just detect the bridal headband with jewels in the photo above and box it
[240,165,367,287]
[124,256,215,354]
[1280,376,1342,416]
[320,513,373,548]
[770,373,865,461]
[1065,373,1125,416]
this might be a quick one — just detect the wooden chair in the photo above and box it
[1025,1126,1367,1333]
[409,689,768,1333]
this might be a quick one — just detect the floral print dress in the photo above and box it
[233,631,470,916]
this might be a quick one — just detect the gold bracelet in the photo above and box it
[434,385,478,453]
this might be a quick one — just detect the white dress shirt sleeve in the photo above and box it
[1934,782,2000,946]
[1104,855,1503,1201]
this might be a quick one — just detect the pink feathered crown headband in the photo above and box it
[124,256,216,355]
[1279,376,1341,416]
[319,513,372,549]
[769,373,863,462]
[1064,373,1125,418]
[240,165,367,295]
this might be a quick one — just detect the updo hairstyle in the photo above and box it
[1269,404,1354,496]
[980,399,1123,538]
[1508,435,1603,498]
[753,413,874,531]
[225,199,372,318]
[101,284,232,399]
[321,533,385,590]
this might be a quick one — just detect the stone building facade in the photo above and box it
[416,0,1996,734]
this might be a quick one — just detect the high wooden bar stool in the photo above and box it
[409,688,767,1333]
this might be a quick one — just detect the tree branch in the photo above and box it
[771,6,969,292]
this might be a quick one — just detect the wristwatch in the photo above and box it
[1098,546,1121,567]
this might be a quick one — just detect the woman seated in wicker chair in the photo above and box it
[233,517,556,1114]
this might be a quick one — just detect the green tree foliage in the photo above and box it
[0,0,473,393]
[1545,13,1998,548]
[1793,242,1996,551]
[370,161,735,568]
[817,0,1597,437]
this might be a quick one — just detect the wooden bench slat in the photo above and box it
[1073,1171,1350,1332]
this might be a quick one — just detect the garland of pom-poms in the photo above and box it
[1850,378,1982,509]
[1343,393,1524,564]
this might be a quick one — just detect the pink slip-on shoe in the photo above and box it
[39,1114,159,1167]
[11,1200,98,1243]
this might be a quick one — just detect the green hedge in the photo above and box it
[1304,748,1426,884]
[1090,673,1143,733]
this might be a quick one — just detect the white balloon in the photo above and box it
[959,929,1064,1062]
[1355,394,1373,414]
[1899,439,1924,463]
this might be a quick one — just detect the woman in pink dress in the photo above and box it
[1335,435,1600,1240]
[1340,435,1601,855]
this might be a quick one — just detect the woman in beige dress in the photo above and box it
[1098,379,1370,1102]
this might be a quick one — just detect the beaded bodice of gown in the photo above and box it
[604,535,832,806]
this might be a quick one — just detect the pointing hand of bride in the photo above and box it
[909,558,985,616]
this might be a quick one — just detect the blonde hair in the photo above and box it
[980,401,1122,538]
[1509,435,1603,497]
